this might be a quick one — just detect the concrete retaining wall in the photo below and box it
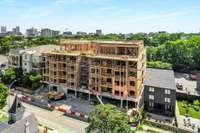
[144,120,194,133]
[176,92,199,102]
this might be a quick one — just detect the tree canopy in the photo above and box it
[148,36,200,72]
[86,104,132,133]
[0,83,9,109]
[0,36,59,54]
[2,68,16,84]
[21,72,42,90]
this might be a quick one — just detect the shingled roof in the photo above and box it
[8,95,24,114]
[144,68,176,90]
[3,113,39,133]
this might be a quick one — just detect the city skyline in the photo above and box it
[0,0,200,33]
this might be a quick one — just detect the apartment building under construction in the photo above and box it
[41,39,146,108]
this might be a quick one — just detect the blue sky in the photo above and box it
[0,0,200,33]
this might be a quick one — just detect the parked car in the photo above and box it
[176,83,183,90]
[0,64,6,68]
[190,74,197,81]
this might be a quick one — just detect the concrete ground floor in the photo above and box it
[47,83,141,110]
[145,112,174,125]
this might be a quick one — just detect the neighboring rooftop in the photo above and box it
[0,95,39,133]
[1,112,39,133]
[25,45,59,55]
[9,45,60,56]
[144,68,176,90]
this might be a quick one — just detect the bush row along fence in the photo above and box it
[144,119,194,133]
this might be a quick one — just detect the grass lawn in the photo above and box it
[0,115,9,123]
[177,101,200,119]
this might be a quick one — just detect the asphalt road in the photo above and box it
[22,102,88,133]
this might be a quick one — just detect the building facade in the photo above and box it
[8,45,60,74]
[41,40,146,108]
[96,29,102,36]
[1,26,7,33]
[144,68,176,117]
[26,28,38,37]
[8,48,24,68]
[41,28,52,37]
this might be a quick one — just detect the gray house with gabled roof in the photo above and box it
[0,95,39,133]
[144,68,176,117]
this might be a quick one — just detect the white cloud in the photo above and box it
[0,0,15,4]
[98,6,116,11]
[120,10,199,23]
[54,0,110,7]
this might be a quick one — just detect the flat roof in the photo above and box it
[60,40,143,45]
[86,54,139,61]
[144,68,176,90]
[9,45,60,56]
[44,51,81,56]
[25,45,60,55]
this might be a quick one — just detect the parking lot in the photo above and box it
[0,55,8,65]
[174,72,198,95]
[52,97,95,115]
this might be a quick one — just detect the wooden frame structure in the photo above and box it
[41,39,146,108]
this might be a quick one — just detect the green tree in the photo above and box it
[2,68,16,84]
[86,104,132,133]
[0,83,9,109]
[22,72,42,90]
[193,100,200,106]
[193,100,200,111]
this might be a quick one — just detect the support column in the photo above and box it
[89,93,91,102]
[48,84,51,92]
[75,90,77,98]
[120,99,123,108]
[126,100,128,109]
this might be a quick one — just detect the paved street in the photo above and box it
[22,102,88,133]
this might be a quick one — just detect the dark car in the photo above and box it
[176,83,183,90]
[0,64,6,68]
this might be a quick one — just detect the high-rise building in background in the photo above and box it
[41,28,52,37]
[0,26,7,33]
[26,28,38,37]
[63,31,73,36]
[12,26,21,35]
[52,30,60,37]
[16,26,20,33]
[76,31,87,35]
[96,29,102,36]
